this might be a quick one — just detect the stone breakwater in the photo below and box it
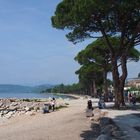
[0,98,68,120]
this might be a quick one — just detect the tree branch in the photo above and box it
[97,20,114,53]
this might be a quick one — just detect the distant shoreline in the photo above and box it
[0,92,76,99]
[52,93,84,99]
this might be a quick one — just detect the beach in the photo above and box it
[0,96,140,140]
[0,97,98,140]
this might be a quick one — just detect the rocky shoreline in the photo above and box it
[0,98,68,121]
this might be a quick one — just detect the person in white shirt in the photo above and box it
[51,97,56,111]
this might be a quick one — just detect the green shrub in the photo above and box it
[55,105,67,110]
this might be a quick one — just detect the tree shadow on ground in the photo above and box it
[132,113,140,118]
[110,112,140,139]
[80,117,121,140]
[80,110,140,140]
[80,122,100,140]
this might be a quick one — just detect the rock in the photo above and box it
[101,124,114,135]
[111,126,118,132]
[96,134,111,140]
[119,135,130,139]
[29,111,36,116]
[93,108,101,115]
[0,112,3,117]
[91,115,100,122]
[112,130,123,138]
[3,110,9,115]
[8,106,18,111]
[9,98,18,102]
[0,102,4,107]
[34,106,40,111]
[91,108,101,122]
[10,102,18,106]
[25,107,30,111]
[100,117,111,127]
[2,99,11,107]
[101,111,108,117]
[25,111,29,114]
[19,111,26,115]
[5,111,14,119]
[0,98,68,120]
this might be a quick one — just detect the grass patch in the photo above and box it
[55,105,68,110]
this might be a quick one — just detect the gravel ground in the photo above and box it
[0,98,100,140]
[1,97,139,140]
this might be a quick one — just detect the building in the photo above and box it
[125,78,140,88]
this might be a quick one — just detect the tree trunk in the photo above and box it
[93,81,97,97]
[103,64,108,102]
[90,82,94,97]
[120,54,128,106]
[111,54,121,109]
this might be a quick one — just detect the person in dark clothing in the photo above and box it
[87,99,93,110]
[132,93,136,105]
[108,92,113,102]
[86,99,94,117]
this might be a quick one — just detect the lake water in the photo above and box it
[0,92,74,99]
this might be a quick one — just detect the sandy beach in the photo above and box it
[0,97,98,140]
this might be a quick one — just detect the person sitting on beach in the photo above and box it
[86,99,94,117]
[98,98,105,109]
[51,97,56,111]
[43,103,50,113]
[87,99,93,110]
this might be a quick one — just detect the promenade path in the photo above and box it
[107,103,140,140]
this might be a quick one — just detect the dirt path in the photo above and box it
[0,98,96,140]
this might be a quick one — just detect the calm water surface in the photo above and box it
[0,92,73,99]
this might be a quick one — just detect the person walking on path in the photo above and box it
[132,93,136,105]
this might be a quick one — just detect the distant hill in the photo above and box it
[31,84,54,93]
[0,84,54,93]
[0,84,32,93]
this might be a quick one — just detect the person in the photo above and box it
[43,103,50,113]
[128,92,132,104]
[87,99,93,110]
[108,91,113,102]
[86,99,93,117]
[51,97,56,111]
[98,98,105,109]
[124,91,128,102]
[132,93,136,105]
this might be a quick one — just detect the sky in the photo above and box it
[0,0,139,86]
